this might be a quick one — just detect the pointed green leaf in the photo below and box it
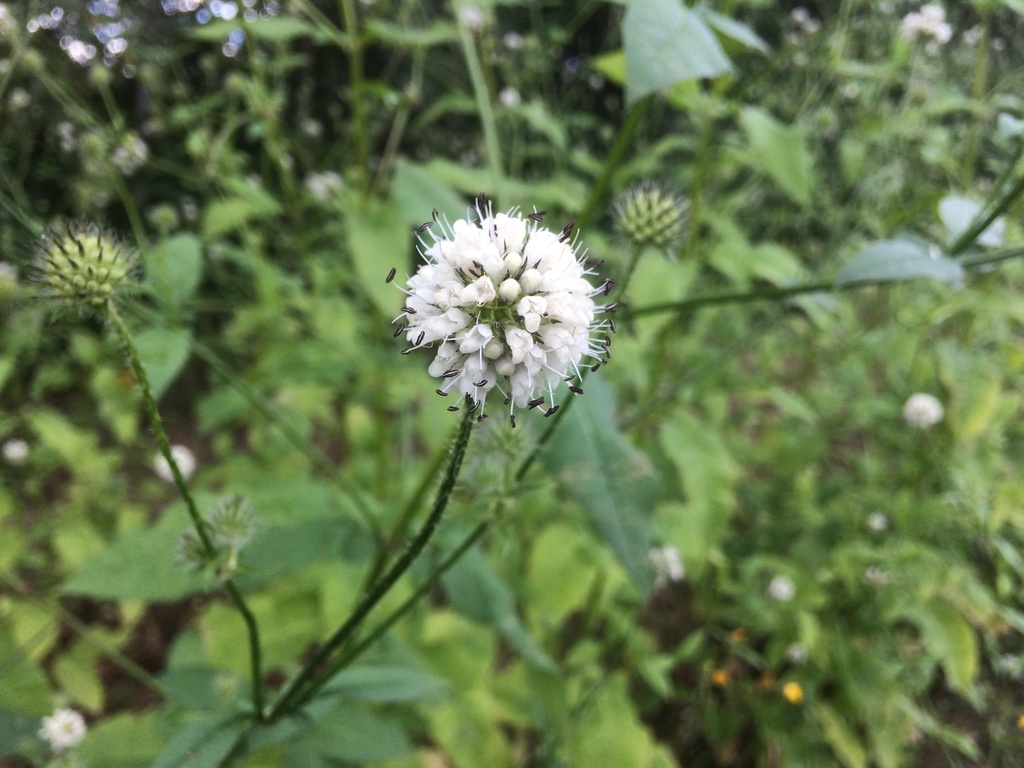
[739,107,815,206]
[835,239,964,287]
[144,234,203,311]
[345,198,409,317]
[546,374,657,594]
[133,327,192,400]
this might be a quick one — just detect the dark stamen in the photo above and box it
[385,267,397,283]
[416,221,432,234]
[605,302,618,313]
[608,318,617,333]
[415,332,425,346]
[393,323,405,337]
[477,413,488,422]
[473,379,488,388]
[503,393,512,405]
[528,211,547,222]
[402,306,416,314]
[448,405,459,412]
[528,397,545,409]
[443,369,460,378]
[590,363,602,372]
[432,208,439,221]
[436,389,449,396]
[510,414,516,428]
[545,406,560,417]
[569,386,584,395]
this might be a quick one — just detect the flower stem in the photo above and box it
[105,302,265,720]
[458,20,503,201]
[268,408,475,720]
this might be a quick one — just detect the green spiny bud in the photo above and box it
[614,182,690,253]
[176,530,212,573]
[209,494,258,551]
[33,222,137,310]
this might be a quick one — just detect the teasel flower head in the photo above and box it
[394,196,615,425]
[614,181,689,253]
[32,221,137,311]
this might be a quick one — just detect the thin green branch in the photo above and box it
[268,409,475,720]
[105,302,265,720]
[457,18,503,201]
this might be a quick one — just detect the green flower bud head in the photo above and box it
[176,530,211,573]
[209,494,258,551]
[614,182,690,253]
[33,222,136,310]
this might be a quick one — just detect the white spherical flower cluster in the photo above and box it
[2,438,28,464]
[498,86,521,109]
[649,545,685,588]
[39,708,87,752]
[396,199,613,424]
[867,512,890,532]
[900,4,953,54]
[111,133,149,176]
[154,444,197,483]
[902,392,944,428]
[768,574,796,602]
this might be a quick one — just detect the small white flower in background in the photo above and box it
[867,512,890,532]
[963,25,982,45]
[649,545,685,588]
[498,86,521,109]
[2,439,28,465]
[9,87,29,109]
[111,133,149,176]
[154,445,197,483]
[899,4,952,54]
[0,4,15,37]
[39,708,87,752]
[998,653,1018,674]
[902,392,943,428]
[864,565,891,585]
[768,575,796,602]
[301,118,323,138]
[785,642,808,664]
[304,171,343,202]
[457,5,485,32]
[502,32,525,50]
[396,197,612,425]
[56,121,76,152]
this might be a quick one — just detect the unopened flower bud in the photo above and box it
[209,494,258,551]
[33,222,136,310]
[498,278,521,302]
[614,182,690,252]
[519,268,542,294]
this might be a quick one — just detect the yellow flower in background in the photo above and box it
[782,682,804,705]
[1017,714,1024,732]
[711,668,731,688]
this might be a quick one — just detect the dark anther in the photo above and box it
[605,302,618,313]
[436,389,449,396]
[415,331,425,346]
[416,221,432,234]
[528,210,547,222]
[393,323,406,337]
[443,369,460,378]
[589,259,605,269]
[477,192,488,208]
[528,397,545,409]
[385,267,397,284]
[477,413,488,422]
[569,385,584,395]
[558,220,576,243]
[432,208,439,221]
[448,405,460,412]
[401,348,414,355]
[545,406,560,417]
[469,402,480,414]
[608,318,617,333]
[590,363,602,372]
[510,414,516,428]
[473,379,488,388]
[402,306,416,314]
[503,393,512,405]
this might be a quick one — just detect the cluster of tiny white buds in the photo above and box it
[899,4,953,54]
[2,438,28,465]
[391,194,616,426]
[38,708,87,753]
[32,221,137,311]
[902,392,943,428]
[768,574,796,602]
[154,444,197,483]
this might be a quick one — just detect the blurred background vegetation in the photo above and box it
[2,0,1024,765]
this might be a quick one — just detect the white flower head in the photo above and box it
[903,392,943,428]
[768,574,796,602]
[39,708,87,752]
[649,545,685,588]
[867,512,890,532]
[154,444,197,483]
[900,4,952,54]
[111,133,149,176]
[499,86,521,108]
[396,196,612,425]
[304,170,343,202]
[457,5,485,31]
[785,642,808,664]
[2,438,28,464]
[0,260,17,284]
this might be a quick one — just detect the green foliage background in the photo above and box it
[2,0,1024,765]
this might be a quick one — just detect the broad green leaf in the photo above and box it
[303,704,413,763]
[739,107,815,206]
[527,524,603,622]
[624,0,732,105]
[816,704,867,768]
[938,195,1004,248]
[28,409,117,478]
[53,642,104,713]
[835,239,964,287]
[151,714,250,768]
[317,665,450,704]
[0,635,51,716]
[0,708,39,758]
[76,713,163,768]
[203,185,281,238]
[62,512,211,601]
[443,546,557,670]
[694,6,770,53]
[567,676,663,768]
[546,374,657,594]
[144,234,203,311]
[592,51,626,86]
[392,158,469,229]
[345,197,409,317]
[905,599,978,695]
[133,327,192,400]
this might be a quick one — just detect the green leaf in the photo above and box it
[151,714,250,768]
[302,704,413,763]
[738,107,815,206]
[443,547,557,670]
[905,599,978,695]
[202,185,282,238]
[366,19,458,47]
[392,159,469,229]
[133,327,192,400]
[546,374,657,594]
[835,239,964,287]
[0,708,40,758]
[317,665,450,704]
[938,195,1004,248]
[815,704,867,768]
[694,6,770,54]
[144,234,203,311]
[344,197,409,317]
[191,17,327,43]
[0,635,51,716]
[76,712,164,768]
[623,0,732,105]
[62,512,211,601]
